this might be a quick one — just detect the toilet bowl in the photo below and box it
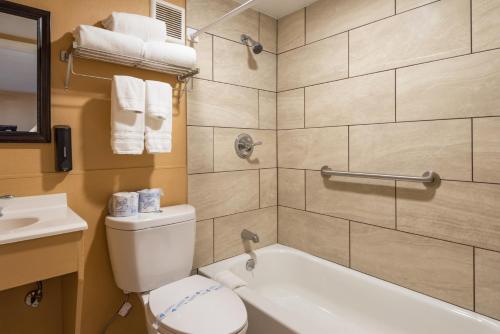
[105,205,247,334]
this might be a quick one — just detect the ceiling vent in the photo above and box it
[151,0,185,44]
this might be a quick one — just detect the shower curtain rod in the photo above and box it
[189,0,258,40]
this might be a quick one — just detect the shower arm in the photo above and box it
[189,0,258,41]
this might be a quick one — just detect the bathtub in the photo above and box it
[200,244,500,334]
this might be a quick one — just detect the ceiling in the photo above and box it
[235,0,319,19]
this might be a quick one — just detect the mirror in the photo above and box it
[0,2,50,143]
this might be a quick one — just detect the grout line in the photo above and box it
[348,221,352,268]
[471,118,474,182]
[473,246,476,311]
[193,76,276,93]
[394,69,397,122]
[347,126,350,171]
[211,35,214,80]
[470,0,473,54]
[394,180,398,230]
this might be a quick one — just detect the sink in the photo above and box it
[0,193,87,245]
[0,217,39,233]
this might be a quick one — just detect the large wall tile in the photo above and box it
[472,0,500,52]
[305,71,395,127]
[474,117,500,183]
[277,9,305,53]
[260,13,277,54]
[193,33,212,80]
[260,168,277,208]
[306,0,394,43]
[278,127,348,170]
[277,88,304,129]
[214,207,277,261]
[396,0,436,13]
[187,79,258,128]
[350,0,471,76]
[397,180,500,252]
[475,249,500,321]
[259,91,277,129]
[350,120,472,181]
[188,126,213,174]
[278,34,348,91]
[214,128,276,171]
[397,50,500,121]
[306,171,395,228]
[188,170,259,220]
[351,223,474,309]
[187,0,259,43]
[278,168,305,210]
[278,207,349,266]
[213,37,277,91]
[193,219,213,269]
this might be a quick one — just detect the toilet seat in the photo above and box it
[147,275,248,334]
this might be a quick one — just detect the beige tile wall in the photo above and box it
[276,0,500,319]
[187,0,278,270]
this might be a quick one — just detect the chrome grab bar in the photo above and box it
[320,166,440,185]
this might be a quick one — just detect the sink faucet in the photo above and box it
[241,229,259,243]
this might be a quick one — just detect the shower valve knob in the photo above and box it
[235,134,262,159]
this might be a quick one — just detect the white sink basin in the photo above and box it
[0,193,87,245]
[0,217,40,233]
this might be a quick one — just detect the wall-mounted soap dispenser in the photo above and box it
[54,125,72,172]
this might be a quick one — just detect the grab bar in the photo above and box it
[320,166,440,185]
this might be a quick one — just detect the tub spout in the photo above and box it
[241,229,259,243]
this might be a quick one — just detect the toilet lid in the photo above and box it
[149,275,247,334]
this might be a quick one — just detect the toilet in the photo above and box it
[105,204,248,334]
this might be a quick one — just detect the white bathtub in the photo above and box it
[200,244,500,334]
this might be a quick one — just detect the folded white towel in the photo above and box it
[145,80,171,120]
[102,12,166,42]
[214,270,247,290]
[145,114,172,154]
[111,76,145,155]
[145,80,172,153]
[113,75,146,113]
[143,41,197,69]
[73,25,143,58]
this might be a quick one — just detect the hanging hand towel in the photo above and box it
[145,80,172,120]
[111,76,145,155]
[145,80,172,153]
[102,12,166,42]
[143,41,197,69]
[73,25,144,58]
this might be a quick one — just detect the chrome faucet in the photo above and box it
[0,207,3,217]
[241,229,259,243]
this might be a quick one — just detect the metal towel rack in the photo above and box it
[320,166,440,185]
[60,42,199,90]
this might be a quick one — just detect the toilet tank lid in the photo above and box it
[105,204,196,231]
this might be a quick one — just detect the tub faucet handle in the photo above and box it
[241,229,259,243]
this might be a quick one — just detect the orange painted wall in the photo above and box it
[0,1,186,333]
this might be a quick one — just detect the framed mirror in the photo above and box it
[0,1,50,143]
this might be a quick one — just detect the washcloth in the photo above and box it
[145,80,172,153]
[214,270,247,290]
[111,76,145,155]
[73,25,143,58]
[102,12,166,42]
[143,41,197,69]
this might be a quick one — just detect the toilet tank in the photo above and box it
[105,204,196,293]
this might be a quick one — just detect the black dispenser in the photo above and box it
[54,125,72,172]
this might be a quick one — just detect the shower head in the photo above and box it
[241,34,263,54]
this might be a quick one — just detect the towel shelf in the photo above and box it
[320,166,440,185]
[60,42,199,90]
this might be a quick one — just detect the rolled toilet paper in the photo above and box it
[138,188,162,213]
[108,192,139,217]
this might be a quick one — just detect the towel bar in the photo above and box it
[320,166,440,185]
[60,43,199,90]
